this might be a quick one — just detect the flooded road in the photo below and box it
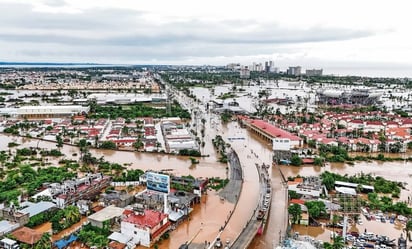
[4,100,412,248]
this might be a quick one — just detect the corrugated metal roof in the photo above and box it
[20,201,56,217]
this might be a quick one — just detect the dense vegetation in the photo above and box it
[208,177,229,191]
[321,171,401,197]
[305,201,327,219]
[367,193,411,215]
[318,144,407,163]
[78,223,110,248]
[89,101,190,119]
[0,163,76,203]
[212,135,229,163]
[26,209,58,228]
[51,206,81,233]
[178,149,201,157]
[112,169,145,182]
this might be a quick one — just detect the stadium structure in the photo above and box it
[316,88,382,105]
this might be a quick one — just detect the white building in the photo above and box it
[17,105,89,119]
[166,140,199,153]
[287,66,302,76]
[121,209,170,248]
[240,66,250,79]
[305,69,323,76]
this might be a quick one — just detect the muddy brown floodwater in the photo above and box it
[4,114,412,248]
[279,160,412,244]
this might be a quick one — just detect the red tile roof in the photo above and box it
[366,121,383,126]
[302,158,314,164]
[11,227,43,245]
[249,119,302,141]
[123,210,168,228]
[290,199,305,205]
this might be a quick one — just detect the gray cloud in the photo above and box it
[0,2,377,63]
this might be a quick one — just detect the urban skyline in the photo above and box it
[0,0,412,77]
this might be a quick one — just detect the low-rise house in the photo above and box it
[287,177,324,198]
[167,191,198,223]
[121,209,170,248]
[88,205,125,229]
[11,227,43,246]
[108,232,133,249]
[33,173,111,209]
[100,190,134,208]
[289,199,308,225]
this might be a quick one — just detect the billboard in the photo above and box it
[146,172,170,194]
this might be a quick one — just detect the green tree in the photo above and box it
[305,201,326,219]
[288,204,302,224]
[64,206,81,225]
[133,139,144,151]
[332,236,345,249]
[290,155,302,166]
[34,233,51,249]
[314,157,324,166]
[78,138,89,161]
[99,141,117,150]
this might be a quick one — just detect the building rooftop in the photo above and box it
[11,227,43,245]
[20,201,56,217]
[108,232,132,245]
[88,205,125,222]
[249,119,302,141]
[123,209,168,228]
[0,220,19,235]
[18,105,86,110]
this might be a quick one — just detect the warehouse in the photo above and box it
[17,105,89,119]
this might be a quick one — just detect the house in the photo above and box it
[167,191,199,222]
[54,174,111,208]
[289,199,308,225]
[170,176,208,197]
[19,201,56,218]
[364,121,384,132]
[348,119,364,129]
[287,177,323,198]
[108,232,133,249]
[100,190,134,208]
[121,209,170,248]
[11,227,43,246]
[88,205,125,229]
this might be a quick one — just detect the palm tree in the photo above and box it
[64,206,81,225]
[34,233,51,249]
[332,236,345,249]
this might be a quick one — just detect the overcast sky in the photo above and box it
[1,0,412,75]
